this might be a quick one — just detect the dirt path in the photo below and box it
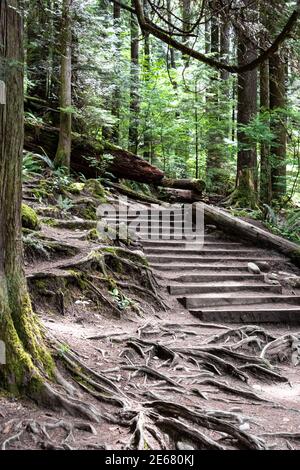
[1,187,300,450]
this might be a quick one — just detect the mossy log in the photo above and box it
[24,122,164,184]
[201,203,300,267]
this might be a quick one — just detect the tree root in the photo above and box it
[1,417,97,450]
[127,411,151,450]
[260,334,300,365]
[152,414,225,450]
[192,379,268,402]
[144,400,267,450]
[122,365,183,389]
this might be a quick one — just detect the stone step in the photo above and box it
[104,213,185,222]
[147,255,284,264]
[189,306,300,323]
[183,294,300,309]
[169,283,282,295]
[150,264,250,272]
[167,273,265,283]
[144,248,265,257]
[142,240,244,248]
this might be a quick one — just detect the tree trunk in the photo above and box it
[128,0,140,154]
[232,2,258,208]
[159,178,205,193]
[143,18,151,162]
[206,9,224,190]
[54,0,72,171]
[259,2,271,204]
[25,0,53,101]
[269,52,287,200]
[0,0,54,396]
[260,58,271,204]
[111,1,121,144]
[202,203,300,267]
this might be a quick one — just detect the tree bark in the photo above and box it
[128,0,140,154]
[269,52,287,199]
[111,1,121,144]
[0,0,54,396]
[24,122,165,183]
[143,12,151,162]
[232,1,258,207]
[159,178,205,193]
[54,0,72,171]
[206,6,224,190]
[259,56,271,204]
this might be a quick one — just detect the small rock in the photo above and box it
[153,356,159,361]
[248,262,261,274]
[256,261,271,273]
[230,407,243,413]
[176,441,195,451]
[283,418,290,423]
[268,273,279,280]
[133,250,144,257]
[239,423,250,431]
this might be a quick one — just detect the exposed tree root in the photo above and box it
[153,414,225,450]
[144,401,267,450]
[1,418,97,450]
[260,334,300,365]
[127,411,151,450]
[192,379,268,402]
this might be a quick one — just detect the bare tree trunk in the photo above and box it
[143,0,151,162]
[232,2,258,208]
[259,2,271,204]
[111,1,121,144]
[54,0,72,171]
[128,0,140,154]
[0,0,53,395]
[269,52,287,199]
[260,58,271,203]
[206,7,223,190]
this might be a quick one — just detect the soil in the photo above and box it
[1,179,300,451]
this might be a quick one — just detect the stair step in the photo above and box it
[148,256,285,264]
[142,241,244,248]
[144,248,265,257]
[183,294,300,309]
[150,264,250,272]
[189,306,300,323]
[168,273,265,283]
[169,283,282,295]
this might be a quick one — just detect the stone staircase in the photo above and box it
[103,206,300,323]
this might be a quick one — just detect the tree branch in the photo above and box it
[131,0,300,73]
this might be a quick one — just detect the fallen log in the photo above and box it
[160,188,203,203]
[24,122,164,184]
[159,178,205,194]
[201,203,300,267]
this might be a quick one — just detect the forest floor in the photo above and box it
[1,177,300,451]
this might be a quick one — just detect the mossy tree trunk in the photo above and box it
[0,0,54,397]
[54,0,72,171]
